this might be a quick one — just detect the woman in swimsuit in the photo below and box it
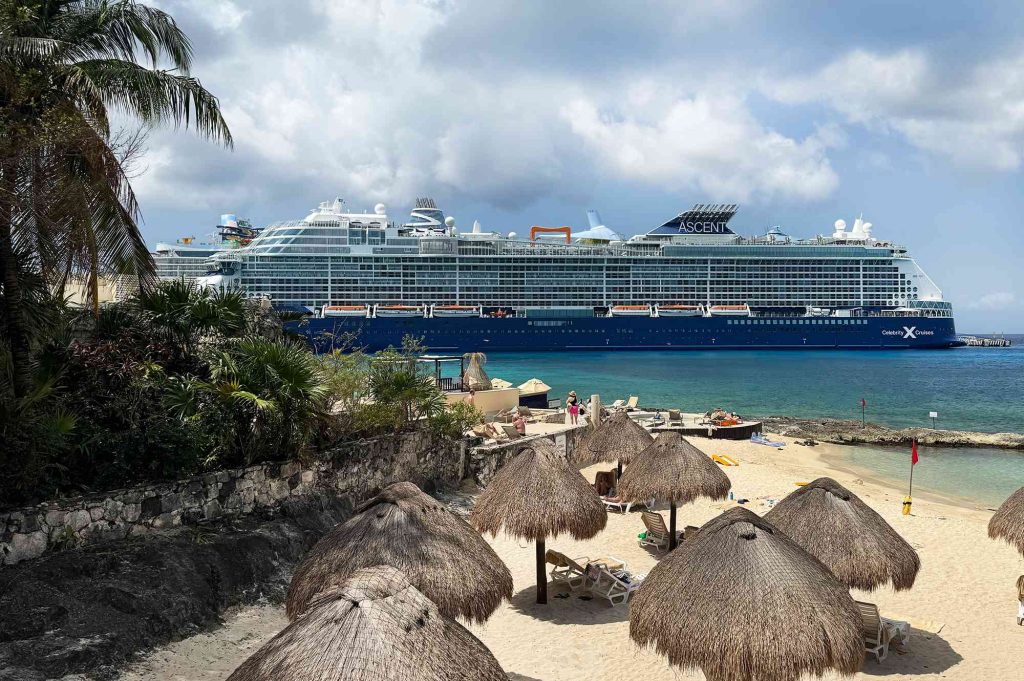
[567,390,580,425]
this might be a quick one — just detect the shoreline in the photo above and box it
[787,438,999,513]
[113,429,1021,681]
[758,415,1024,450]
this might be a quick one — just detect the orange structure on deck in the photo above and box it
[530,225,571,243]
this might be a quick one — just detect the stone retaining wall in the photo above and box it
[468,425,588,486]
[1,431,463,566]
[1,424,589,567]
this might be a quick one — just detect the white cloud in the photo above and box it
[129,1,850,217]
[767,49,1024,171]
[968,291,1017,310]
[561,92,839,202]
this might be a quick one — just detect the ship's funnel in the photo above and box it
[587,209,603,229]
[472,220,482,234]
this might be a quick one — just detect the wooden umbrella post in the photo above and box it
[536,539,547,604]
[617,460,623,478]
[669,503,678,550]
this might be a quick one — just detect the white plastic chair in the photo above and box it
[586,559,643,606]
[857,601,909,662]
[602,496,654,514]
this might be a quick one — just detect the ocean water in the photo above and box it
[457,341,1024,507]
[829,445,1024,508]
[468,342,1024,433]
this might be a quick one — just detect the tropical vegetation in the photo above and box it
[1,281,483,505]
[0,3,481,507]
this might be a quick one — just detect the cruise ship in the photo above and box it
[153,215,261,281]
[179,198,960,351]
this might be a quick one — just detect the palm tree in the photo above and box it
[0,0,231,397]
[135,279,246,361]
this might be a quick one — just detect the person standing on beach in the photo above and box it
[567,390,580,425]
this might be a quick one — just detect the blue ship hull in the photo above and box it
[292,314,961,353]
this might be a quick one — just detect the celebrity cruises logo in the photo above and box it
[882,326,935,338]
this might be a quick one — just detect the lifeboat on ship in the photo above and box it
[431,304,481,318]
[374,304,426,318]
[322,305,369,318]
[708,304,751,317]
[656,304,704,317]
[610,304,653,317]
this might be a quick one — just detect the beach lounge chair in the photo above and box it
[602,495,653,514]
[624,395,639,411]
[668,409,681,422]
[1017,575,1024,625]
[856,601,910,662]
[585,559,643,606]
[610,399,626,409]
[500,424,524,440]
[545,550,591,592]
[638,511,683,551]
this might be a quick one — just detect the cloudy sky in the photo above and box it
[139,1,1024,331]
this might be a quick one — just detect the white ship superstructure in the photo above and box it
[192,200,952,321]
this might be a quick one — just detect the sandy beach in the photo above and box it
[117,434,1022,681]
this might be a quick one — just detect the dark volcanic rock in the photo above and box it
[761,416,1024,449]
[0,495,350,680]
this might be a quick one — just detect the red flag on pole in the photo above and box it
[912,439,919,465]
[861,398,866,408]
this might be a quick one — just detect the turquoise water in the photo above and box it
[459,342,1024,506]
[469,343,1024,433]
[831,445,1024,508]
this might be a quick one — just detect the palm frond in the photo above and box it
[76,59,232,145]
[53,0,194,70]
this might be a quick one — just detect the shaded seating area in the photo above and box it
[856,600,911,662]
[545,549,642,606]
[601,495,653,514]
[637,511,686,551]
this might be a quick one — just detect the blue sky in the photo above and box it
[139,1,1024,332]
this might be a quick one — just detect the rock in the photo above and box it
[67,511,90,532]
[88,507,104,522]
[5,531,48,565]
[759,416,1024,450]
[122,504,141,523]
[44,510,65,528]
[203,500,223,521]
[160,494,182,514]
[0,495,349,680]
[139,496,162,519]
[268,480,290,501]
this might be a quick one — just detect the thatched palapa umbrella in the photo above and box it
[764,477,920,591]
[631,507,863,681]
[617,431,731,549]
[576,410,653,476]
[471,439,607,604]
[286,482,512,622]
[229,565,507,681]
[462,352,491,391]
[988,485,1024,555]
